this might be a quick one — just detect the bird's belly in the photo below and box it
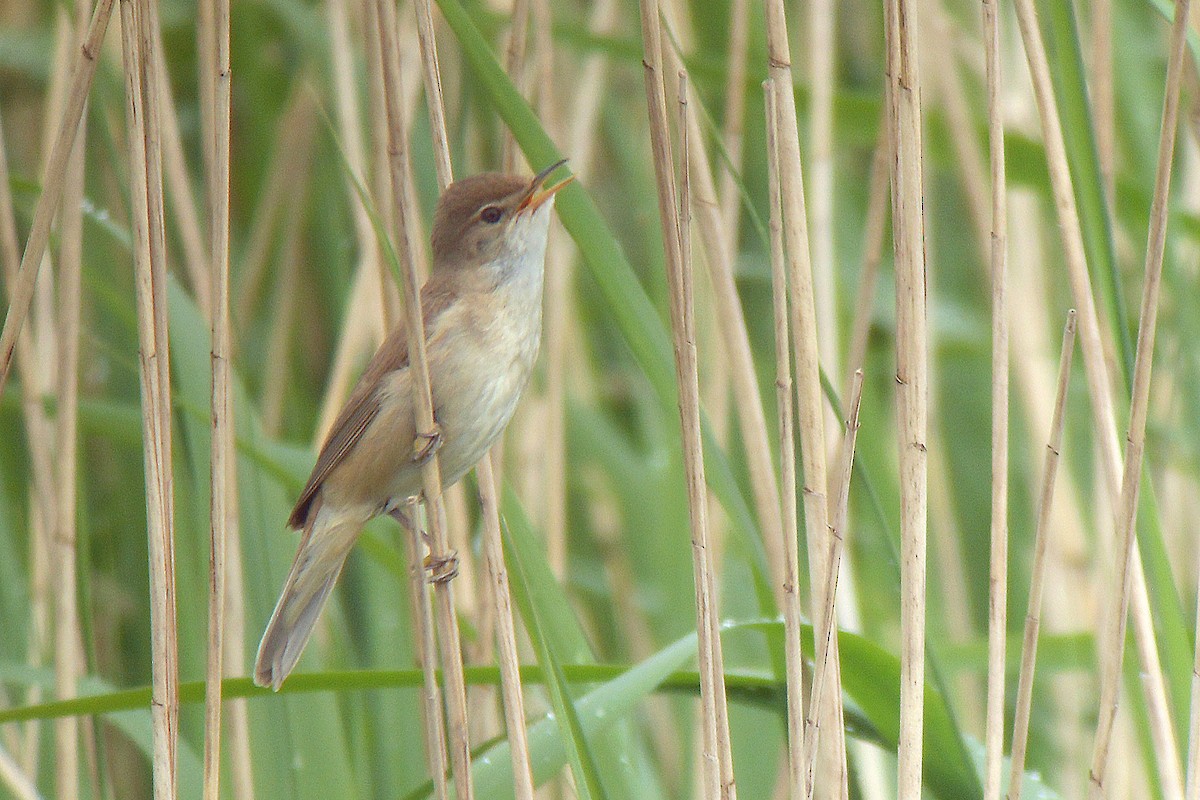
[431,347,532,487]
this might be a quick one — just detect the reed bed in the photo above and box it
[1,2,1199,799]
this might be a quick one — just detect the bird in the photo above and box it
[254,160,573,690]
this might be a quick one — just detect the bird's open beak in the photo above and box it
[519,158,574,214]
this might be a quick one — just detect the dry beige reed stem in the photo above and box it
[501,0,531,172]
[1090,0,1115,200]
[54,1,90,793]
[1008,309,1077,800]
[1089,0,1191,794]
[414,0,452,189]
[716,0,748,255]
[402,501,451,800]
[0,745,38,800]
[1009,9,1176,779]
[0,95,60,782]
[805,369,863,800]
[424,18,538,788]
[764,77,807,800]
[844,134,888,393]
[476,454,535,800]
[0,0,113,399]
[761,5,842,786]
[982,0,1009,797]
[373,0,474,795]
[54,38,85,800]
[328,0,392,331]
[201,0,234,795]
[233,86,317,328]
[120,0,180,794]
[883,0,930,794]
[808,0,838,409]
[644,10,711,795]
[260,176,309,435]
[657,33,785,608]
[362,4,449,790]
[674,67,737,800]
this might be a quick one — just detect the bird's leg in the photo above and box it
[411,423,444,465]
[388,497,458,584]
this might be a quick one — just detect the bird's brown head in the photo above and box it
[430,160,573,272]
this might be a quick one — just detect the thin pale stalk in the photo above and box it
[0,745,38,800]
[1090,0,1115,200]
[658,35,785,606]
[500,0,531,172]
[675,68,736,800]
[1009,11,1171,772]
[639,15,721,800]
[477,453,535,800]
[402,505,451,800]
[232,86,317,328]
[983,0,1009,796]
[808,0,838,414]
[765,78,805,800]
[373,1,473,795]
[716,0,748,259]
[883,0,929,793]
[414,0,452,189]
[54,5,87,794]
[328,0,392,331]
[806,370,864,800]
[1009,311,1077,800]
[761,11,835,762]
[202,0,235,795]
[0,0,114,399]
[536,0,616,580]
[844,132,888,392]
[261,175,309,435]
[121,0,179,793]
[1089,0,1191,794]
[0,100,57,778]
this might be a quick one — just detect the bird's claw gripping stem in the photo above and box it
[412,424,444,464]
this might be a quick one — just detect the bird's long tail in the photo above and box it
[254,501,365,690]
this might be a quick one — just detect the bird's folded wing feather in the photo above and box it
[287,278,462,530]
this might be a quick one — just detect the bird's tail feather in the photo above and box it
[254,502,365,691]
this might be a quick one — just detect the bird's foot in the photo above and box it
[412,425,444,465]
[424,550,459,584]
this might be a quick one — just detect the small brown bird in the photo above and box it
[254,161,573,690]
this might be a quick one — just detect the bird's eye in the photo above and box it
[480,206,503,224]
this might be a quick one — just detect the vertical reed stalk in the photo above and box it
[676,68,737,800]
[201,0,234,794]
[120,0,179,794]
[657,35,785,607]
[715,0,748,256]
[477,454,535,800]
[0,0,114,398]
[373,0,474,794]
[1010,2,1180,792]
[883,0,929,794]
[982,0,1009,796]
[53,5,86,795]
[1009,310,1077,800]
[414,0,452,189]
[1088,0,1191,794]
[805,369,862,800]
[765,77,806,800]
[808,0,838,411]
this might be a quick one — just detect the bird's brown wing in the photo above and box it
[287,278,462,530]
